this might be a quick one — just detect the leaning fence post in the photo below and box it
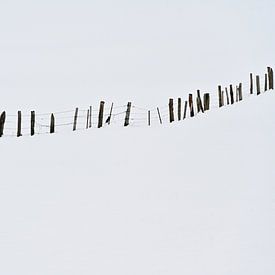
[50,113,55,134]
[256,75,261,95]
[183,100,188,119]
[124,102,131,127]
[0,111,6,137]
[197,90,204,113]
[230,85,234,104]
[178,98,181,121]
[169,98,174,123]
[157,107,162,124]
[107,103,113,125]
[98,101,105,128]
[17,111,22,137]
[188,94,194,117]
[31,111,35,136]
[73,108,78,131]
[250,73,253,94]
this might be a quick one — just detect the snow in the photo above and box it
[0,91,274,274]
[1,0,275,273]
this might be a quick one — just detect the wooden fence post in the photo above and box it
[31,111,35,136]
[124,102,131,127]
[50,113,55,134]
[250,73,253,94]
[73,108,78,131]
[268,67,274,90]
[169,98,174,123]
[148,110,151,126]
[218,85,223,107]
[239,83,243,101]
[203,93,210,111]
[264,73,268,91]
[230,85,234,104]
[188,94,194,117]
[157,107,162,124]
[197,90,204,113]
[183,101,188,119]
[86,109,90,129]
[106,103,113,125]
[236,86,239,102]
[98,101,105,128]
[89,106,92,128]
[178,98,181,121]
[0,111,6,137]
[17,111,22,137]
[256,75,261,95]
[272,67,274,89]
[225,88,229,105]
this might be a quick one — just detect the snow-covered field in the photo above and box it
[0,91,274,274]
[1,0,274,274]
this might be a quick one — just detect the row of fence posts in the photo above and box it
[250,67,274,95]
[167,66,273,124]
[168,91,210,123]
[0,67,273,137]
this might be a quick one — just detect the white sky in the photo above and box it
[0,0,274,111]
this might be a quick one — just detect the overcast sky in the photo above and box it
[0,0,274,111]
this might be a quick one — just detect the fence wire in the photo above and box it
[0,68,273,138]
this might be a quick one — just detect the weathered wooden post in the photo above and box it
[124,102,131,127]
[73,108,78,131]
[256,75,261,95]
[230,85,234,104]
[169,98,174,123]
[0,111,6,137]
[107,103,114,125]
[89,106,92,128]
[203,93,210,111]
[31,111,35,136]
[157,107,162,124]
[178,98,182,121]
[236,86,239,102]
[188,94,194,117]
[264,73,268,91]
[86,109,90,129]
[239,83,243,101]
[203,94,207,111]
[218,85,223,107]
[148,110,151,126]
[271,67,274,89]
[183,100,188,119]
[17,111,22,137]
[196,90,204,113]
[250,73,253,94]
[98,101,105,128]
[50,113,55,134]
[268,67,274,90]
[225,88,230,105]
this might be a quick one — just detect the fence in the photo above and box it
[0,66,273,138]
